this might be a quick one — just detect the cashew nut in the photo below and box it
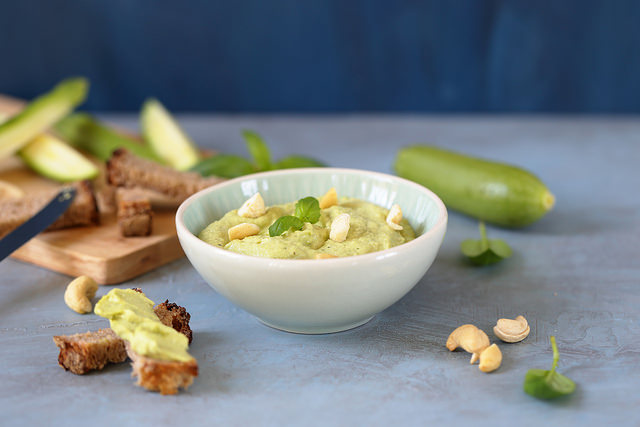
[329,213,350,242]
[228,223,260,240]
[386,204,403,231]
[315,253,337,259]
[478,343,502,373]
[446,324,490,364]
[64,276,99,314]
[238,193,266,218]
[494,315,530,343]
[319,187,337,209]
[0,180,24,199]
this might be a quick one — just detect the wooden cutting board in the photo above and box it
[0,95,184,284]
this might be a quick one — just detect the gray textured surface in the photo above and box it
[1,116,639,426]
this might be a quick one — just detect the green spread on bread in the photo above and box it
[94,289,193,362]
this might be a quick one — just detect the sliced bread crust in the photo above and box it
[53,328,126,375]
[107,148,223,202]
[116,187,153,237]
[0,180,98,239]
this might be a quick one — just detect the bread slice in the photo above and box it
[0,180,98,239]
[154,300,193,344]
[116,187,153,237]
[126,344,198,395]
[107,148,223,203]
[53,328,126,375]
[53,299,194,376]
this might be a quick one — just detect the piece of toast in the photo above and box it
[106,148,223,203]
[53,328,126,375]
[116,187,153,237]
[0,180,99,239]
[153,300,193,344]
[53,300,193,376]
[126,343,199,395]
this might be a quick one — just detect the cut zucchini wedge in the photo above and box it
[0,78,88,159]
[56,113,162,162]
[141,98,200,170]
[19,134,98,182]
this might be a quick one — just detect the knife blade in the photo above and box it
[0,186,77,262]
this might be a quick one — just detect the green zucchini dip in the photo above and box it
[198,197,415,259]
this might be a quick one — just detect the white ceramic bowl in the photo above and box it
[176,168,447,334]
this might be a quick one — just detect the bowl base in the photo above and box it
[257,316,375,335]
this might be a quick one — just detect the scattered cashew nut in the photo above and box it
[319,187,338,209]
[315,253,337,259]
[386,204,403,231]
[0,180,24,199]
[64,276,99,314]
[238,193,267,218]
[446,324,490,364]
[478,343,502,373]
[329,213,350,242]
[228,223,260,240]
[494,315,530,343]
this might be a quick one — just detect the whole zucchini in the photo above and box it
[394,145,554,227]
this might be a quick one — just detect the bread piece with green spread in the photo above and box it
[53,296,193,376]
[94,288,198,395]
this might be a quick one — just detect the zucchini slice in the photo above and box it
[0,78,88,159]
[56,113,162,162]
[140,98,200,170]
[19,134,98,182]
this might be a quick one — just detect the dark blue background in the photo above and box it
[1,1,639,112]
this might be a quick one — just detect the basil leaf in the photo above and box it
[268,215,304,237]
[190,154,255,178]
[242,130,272,171]
[274,155,326,169]
[524,336,576,400]
[294,197,321,224]
[461,222,512,266]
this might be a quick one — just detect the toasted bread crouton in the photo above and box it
[154,300,193,344]
[53,328,126,375]
[116,188,153,237]
[107,149,223,203]
[126,344,198,395]
[53,299,193,375]
[0,181,98,239]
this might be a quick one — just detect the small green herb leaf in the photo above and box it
[190,154,255,178]
[524,336,576,400]
[274,155,326,169]
[268,215,305,237]
[461,222,512,266]
[242,130,272,171]
[294,197,321,224]
[269,196,321,236]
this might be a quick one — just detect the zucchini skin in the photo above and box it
[394,145,554,227]
[0,77,88,159]
[140,98,201,170]
[55,113,161,162]
[19,134,99,182]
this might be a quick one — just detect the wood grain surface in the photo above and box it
[0,96,184,284]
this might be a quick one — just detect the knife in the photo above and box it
[0,186,77,262]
